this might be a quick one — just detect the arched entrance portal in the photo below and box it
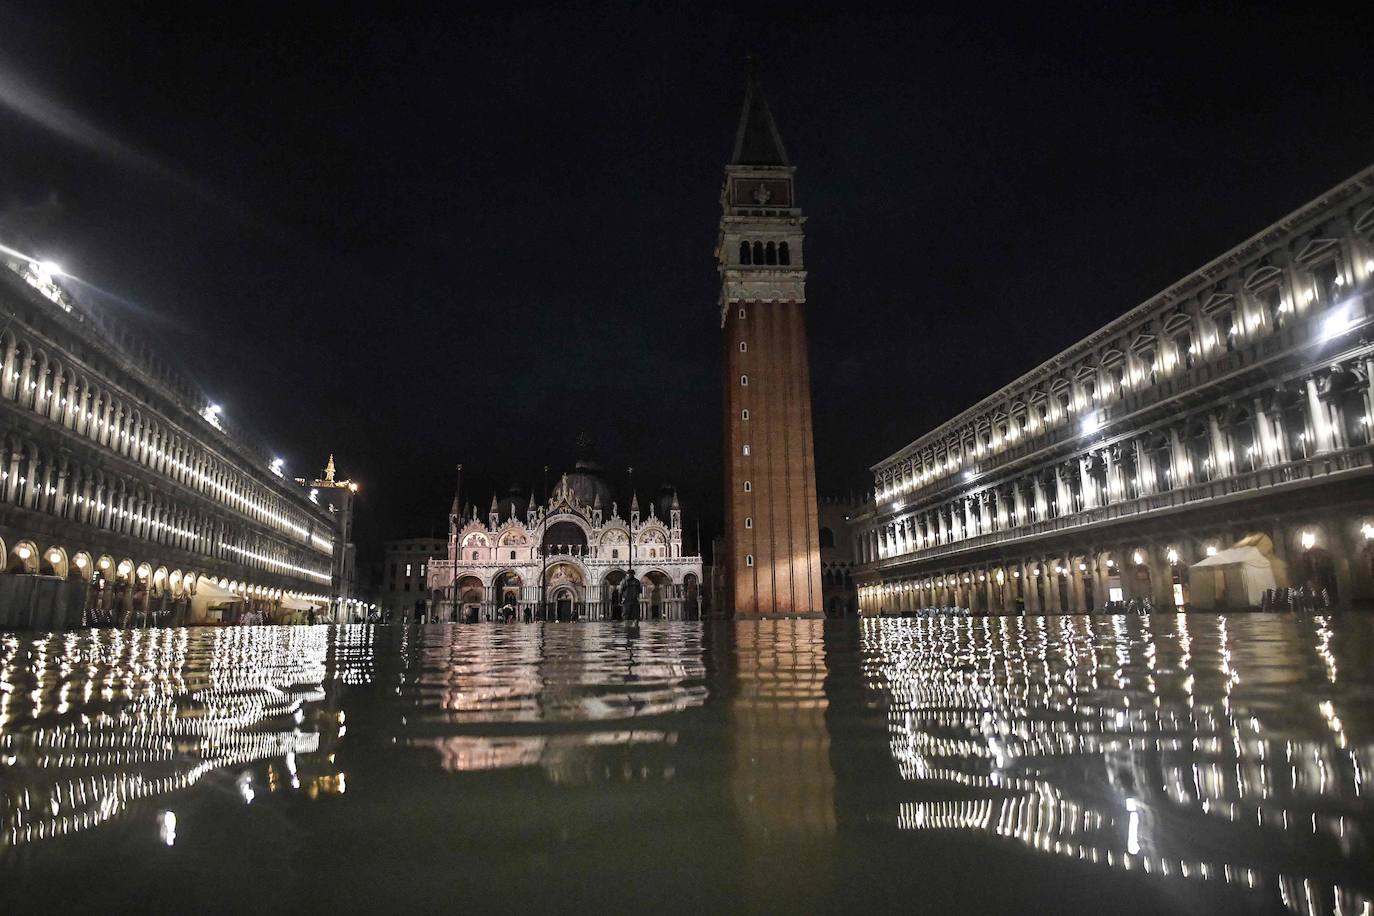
[553,587,575,622]
[456,575,483,623]
[643,570,672,619]
[543,562,584,621]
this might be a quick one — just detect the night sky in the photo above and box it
[2,4,1373,570]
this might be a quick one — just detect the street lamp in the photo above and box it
[540,464,549,621]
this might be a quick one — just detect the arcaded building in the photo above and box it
[853,164,1374,613]
[717,67,823,616]
[426,461,703,621]
[0,244,353,624]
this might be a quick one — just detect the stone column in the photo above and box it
[1327,523,1356,609]
[1208,413,1231,477]
[1169,427,1190,486]
[1148,549,1175,608]
[1098,552,1115,608]
[1078,457,1096,510]
[1306,377,1332,453]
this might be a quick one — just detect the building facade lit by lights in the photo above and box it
[0,243,355,624]
[852,164,1374,614]
[426,460,703,622]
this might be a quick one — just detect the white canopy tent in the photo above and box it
[1189,545,1278,610]
[190,578,246,623]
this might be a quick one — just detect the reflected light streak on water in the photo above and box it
[869,614,1374,916]
[0,617,1371,915]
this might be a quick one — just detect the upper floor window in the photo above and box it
[742,444,751,456]
[1256,284,1284,328]
[471,550,479,560]
[779,241,790,265]
[1213,311,1235,352]
[1311,258,1343,307]
[740,341,747,352]
[752,241,765,264]
[739,241,752,264]
[744,480,752,492]
[741,375,748,386]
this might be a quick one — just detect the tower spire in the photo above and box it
[731,58,789,166]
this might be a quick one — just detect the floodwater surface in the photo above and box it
[1,616,1371,914]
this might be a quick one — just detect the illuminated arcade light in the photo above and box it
[270,458,285,478]
[48,550,61,564]
[1301,530,1316,550]
[74,555,87,569]
[1362,522,1374,541]
[1205,545,1218,557]
[1079,413,1102,437]
[17,545,31,560]
[159,810,177,846]
[1166,548,1179,564]
[1132,550,1144,565]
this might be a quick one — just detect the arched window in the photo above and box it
[778,241,790,265]
[739,241,751,264]
[741,375,748,386]
[765,241,777,265]
[471,550,479,560]
[744,480,752,492]
[745,554,754,567]
[819,527,835,549]
[745,517,753,529]
[753,241,764,264]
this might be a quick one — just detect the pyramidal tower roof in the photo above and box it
[730,59,789,167]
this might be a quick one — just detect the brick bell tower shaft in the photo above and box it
[716,63,824,617]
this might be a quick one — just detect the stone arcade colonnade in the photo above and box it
[0,251,345,624]
[854,165,1374,613]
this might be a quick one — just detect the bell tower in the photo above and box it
[717,62,822,617]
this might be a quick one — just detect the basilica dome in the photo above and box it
[564,458,614,509]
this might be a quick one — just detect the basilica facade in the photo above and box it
[425,460,703,621]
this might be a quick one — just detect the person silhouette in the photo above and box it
[621,569,642,627]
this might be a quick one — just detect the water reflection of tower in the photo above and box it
[728,619,835,902]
